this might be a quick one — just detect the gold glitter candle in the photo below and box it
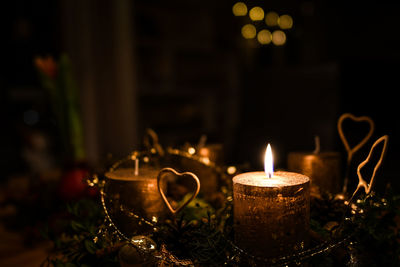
[287,151,341,194]
[104,167,166,236]
[233,144,310,258]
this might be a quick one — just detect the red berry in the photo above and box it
[58,168,88,201]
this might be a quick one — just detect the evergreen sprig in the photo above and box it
[44,198,119,267]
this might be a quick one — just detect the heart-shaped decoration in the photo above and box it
[337,113,375,163]
[356,135,389,195]
[157,167,200,215]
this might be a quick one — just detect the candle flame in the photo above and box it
[264,143,273,178]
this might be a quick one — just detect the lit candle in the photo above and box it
[233,144,310,258]
[287,136,342,194]
[104,161,167,236]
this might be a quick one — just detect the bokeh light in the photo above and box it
[272,30,286,45]
[257,29,272,45]
[249,7,265,21]
[188,147,196,155]
[227,166,237,175]
[241,24,257,39]
[265,11,279,27]
[232,2,247,16]
[279,14,293,29]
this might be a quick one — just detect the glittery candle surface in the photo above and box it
[233,171,310,258]
[104,167,166,236]
[288,151,341,193]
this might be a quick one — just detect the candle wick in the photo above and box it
[134,158,139,176]
[313,135,320,154]
[197,134,207,150]
[268,173,272,178]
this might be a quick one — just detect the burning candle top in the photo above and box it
[233,144,309,187]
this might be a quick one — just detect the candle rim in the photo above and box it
[233,171,309,187]
[288,151,340,158]
[105,167,159,181]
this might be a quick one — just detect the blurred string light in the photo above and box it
[257,29,272,44]
[232,2,247,16]
[278,14,293,29]
[249,7,264,21]
[188,147,196,155]
[241,24,257,39]
[272,30,286,46]
[232,1,293,45]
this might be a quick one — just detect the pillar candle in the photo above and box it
[233,144,310,258]
[104,167,166,236]
[287,150,341,194]
[233,171,310,258]
[167,148,219,196]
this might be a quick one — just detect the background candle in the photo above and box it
[104,167,167,236]
[167,147,220,196]
[287,151,341,194]
[233,171,310,259]
[198,143,224,166]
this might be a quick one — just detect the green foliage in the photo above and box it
[45,198,119,266]
[178,193,215,221]
[349,192,400,266]
[46,189,400,266]
[146,195,232,266]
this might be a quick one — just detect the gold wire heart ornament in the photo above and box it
[157,167,200,215]
[355,135,389,195]
[338,113,375,164]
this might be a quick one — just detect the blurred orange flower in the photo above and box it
[34,56,57,79]
[34,54,85,162]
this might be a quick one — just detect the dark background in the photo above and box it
[1,0,399,193]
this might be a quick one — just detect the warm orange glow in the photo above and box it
[279,14,293,29]
[227,166,237,175]
[264,144,273,178]
[265,11,279,26]
[232,2,247,16]
[241,24,257,39]
[257,29,272,44]
[272,30,286,45]
[249,7,264,21]
[188,147,196,155]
